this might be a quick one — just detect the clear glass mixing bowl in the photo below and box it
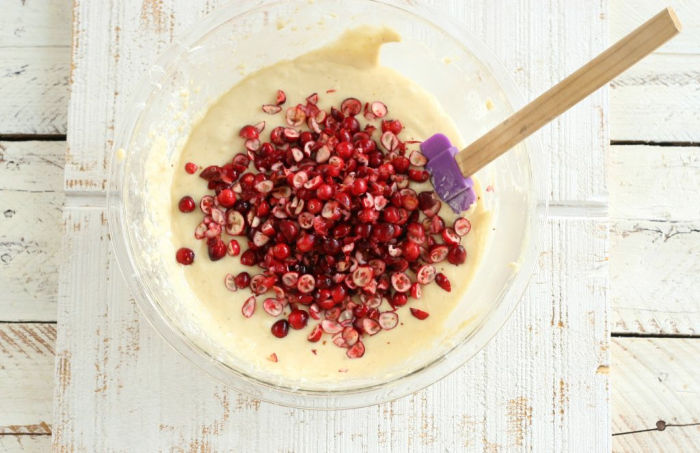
[108,0,542,409]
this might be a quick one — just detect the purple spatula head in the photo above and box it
[420,134,476,213]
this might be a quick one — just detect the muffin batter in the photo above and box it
[168,27,491,387]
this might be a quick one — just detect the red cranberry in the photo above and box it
[296,233,315,253]
[447,245,467,265]
[316,183,335,200]
[217,189,236,207]
[435,273,451,292]
[175,247,194,265]
[178,196,196,213]
[207,238,226,261]
[351,178,368,195]
[185,162,198,174]
[307,198,323,214]
[272,243,291,260]
[381,119,402,134]
[391,293,407,307]
[271,319,289,338]
[239,125,259,140]
[336,141,353,159]
[234,272,250,288]
[240,249,257,266]
[288,309,309,329]
[402,240,421,261]
[280,220,300,241]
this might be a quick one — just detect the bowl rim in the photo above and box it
[107,0,543,409]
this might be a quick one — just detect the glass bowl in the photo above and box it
[107,0,541,409]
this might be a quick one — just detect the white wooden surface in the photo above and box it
[0,0,699,451]
[612,338,700,451]
[0,1,71,135]
[55,0,611,451]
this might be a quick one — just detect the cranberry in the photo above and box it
[448,245,467,265]
[227,239,241,256]
[175,247,194,265]
[280,220,300,241]
[240,249,257,266]
[307,198,323,214]
[316,183,335,200]
[391,293,408,307]
[402,240,421,261]
[272,243,291,260]
[391,156,410,173]
[234,272,250,288]
[372,223,394,242]
[271,319,289,338]
[336,141,353,159]
[435,273,451,292]
[185,162,198,174]
[351,178,368,195]
[381,119,403,134]
[239,125,259,140]
[296,233,315,253]
[288,309,309,329]
[178,196,196,213]
[217,189,236,207]
[207,238,226,261]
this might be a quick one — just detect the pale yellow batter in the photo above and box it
[169,27,490,387]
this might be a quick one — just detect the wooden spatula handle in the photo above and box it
[455,7,681,177]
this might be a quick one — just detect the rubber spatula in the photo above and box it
[423,7,682,213]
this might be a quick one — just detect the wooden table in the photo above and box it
[0,1,697,451]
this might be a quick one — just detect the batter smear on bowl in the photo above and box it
[170,27,491,382]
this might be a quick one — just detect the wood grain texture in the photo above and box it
[0,435,51,453]
[0,1,71,135]
[0,323,55,435]
[610,145,700,221]
[610,220,700,336]
[54,208,610,451]
[609,0,700,142]
[609,144,700,335]
[0,142,64,322]
[612,338,700,452]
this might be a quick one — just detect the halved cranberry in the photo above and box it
[207,238,226,261]
[239,125,259,140]
[435,273,451,292]
[307,324,323,342]
[448,245,467,265]
[410,308,429,320]
[175,247,194,265]
[234,272,250,288]
[391,293,407,307]
[454,218,472,236]
[240,249,257,266]
[381,119,402,135]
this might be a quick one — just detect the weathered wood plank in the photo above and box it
[54,207,609,451]
[609,1,700,142]
[0,323,55,435]
[610,145,700,221]
[610,220,700,336]
[610,54,700,143]
[0,141,64,322]
[611,0,700,56]
[0,435,51,453]
[0,1,71,135]
[612,338,700,452]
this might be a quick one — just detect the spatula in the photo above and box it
[423,7,682,212]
